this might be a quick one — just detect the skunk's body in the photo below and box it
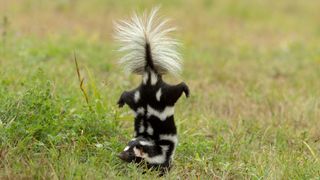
[115,8,189,172]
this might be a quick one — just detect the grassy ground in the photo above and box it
[1,0,320,179]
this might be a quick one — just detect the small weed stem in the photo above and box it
[73,51,90,105]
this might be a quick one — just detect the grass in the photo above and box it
[1,0,320,179]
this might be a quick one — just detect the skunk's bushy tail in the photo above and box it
[114,7,182,77]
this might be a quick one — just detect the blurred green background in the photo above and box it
[0,0,320,179]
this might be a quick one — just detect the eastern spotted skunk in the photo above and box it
[114,7,189,171]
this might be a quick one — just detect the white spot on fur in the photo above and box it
[160,134,178,146]
[134,91,140,103]
[147,105,174,121]
[137,107,144,114]
[140,141,154,146]
[143,145,169,164]
[139,121,145,133]
[124,146,130,151]
[156,88,162,101]
[160,134,178,159]
[133,147,143,157]
[147,122,154,135]
[150,70,158,85]
[134,107,145,117]
[143,72,148,84]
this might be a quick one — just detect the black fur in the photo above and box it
[117,42,189,173]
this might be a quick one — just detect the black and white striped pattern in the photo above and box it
[115,8,190,173]
[117,71,189,171]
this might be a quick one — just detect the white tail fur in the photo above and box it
[114,7,182,76]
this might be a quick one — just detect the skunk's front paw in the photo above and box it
[117,91,128,108]
[117,98,125,108]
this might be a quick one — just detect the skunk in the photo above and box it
[114,7,189,171]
